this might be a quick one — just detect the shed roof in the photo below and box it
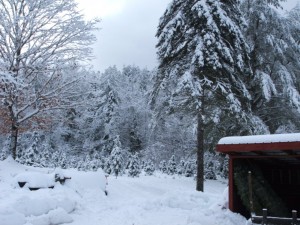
[218,133,300,145]
[216,133,300,162]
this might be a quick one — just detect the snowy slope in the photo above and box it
[0,158,247,225]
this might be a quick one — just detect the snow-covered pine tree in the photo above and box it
[241,0,300,133]
[59,151,68,169]
[17,132,41,166]
[144,159,155,176]
[167,155,177,175]
[109,136,124,178]
[220,155,229,179]
[159,160,168,174]
[0,136,10,160]
[184,159,196,177]
[177,159,186,175]
[103,158,112,174]
[127,153,141,177]
[203,151,217,180]
[154,0,255,191]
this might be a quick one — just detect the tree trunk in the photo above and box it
[196,110,204,192]
[10,122,19,160]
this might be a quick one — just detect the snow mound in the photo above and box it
[14,172,55,188]
[0,158,106,225]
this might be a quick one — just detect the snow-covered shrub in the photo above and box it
[103,158,112,174]
[219,155,229,179]
[167,155,177,175]
[184,159,196,177]
[204,152,219,180]
[159,160,167,173]
[0,136,10,161]
[177,159,186,175]
[17,132,40,166]
[127,153,141,177]
[108,136,124,178]
[144,159,155,175]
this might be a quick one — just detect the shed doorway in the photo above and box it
[216,133,300,218]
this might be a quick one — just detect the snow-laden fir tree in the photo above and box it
[154,0,256,191]
[59,151,68,169]
[241,0,300,133]
[177,159,186,175]
[204,151,217,180]
[184,159,196,177]
[0,136,10,160]
[220,155,229,179]
[167,155,177,175]
[204,161,216,180]
[127,153,141,177]
[159,160,168,173]
[17,132,40,166]
[144,159,155,176]
[103,158,112,174]
[109,136,124,178]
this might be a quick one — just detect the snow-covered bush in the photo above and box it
[177,159,186,175]
[144,159,155,175]
[108,136,124,178]
[127,153,141,177]
[184,159,196,177]
[204,152,219,180]
[159,160,167,173]
[0,136,10,161]
[167,155,177,175]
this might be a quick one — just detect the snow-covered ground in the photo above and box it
[0,157,248,225]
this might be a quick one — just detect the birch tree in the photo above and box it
[0,0,99,159]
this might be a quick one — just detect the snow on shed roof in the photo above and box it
[218,133,300,145]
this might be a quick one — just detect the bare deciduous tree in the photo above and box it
[0,0,99,159]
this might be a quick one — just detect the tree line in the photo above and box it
[0,0,299,189]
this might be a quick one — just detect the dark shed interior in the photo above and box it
[216,133,300,218]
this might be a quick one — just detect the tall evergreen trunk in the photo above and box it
[196,93,205,192]
[196,111,204,191]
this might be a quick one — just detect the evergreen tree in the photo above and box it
[167,155,177,175]
[57,151,68,169]
[204,161,217,180]
[184,159,196,177]
[0,136,10,161]
[17,132,40,166]
[144,160,155,176]
[109,136,124,178]
[159,160,168,173]
[241,0,300,133]
[154,0,256,191]
[204,151,217,180]
[127,153,141,177]
[103,158,112,174]
[177,159,186,175]
[51,150,60,168]
[220,155,229,179]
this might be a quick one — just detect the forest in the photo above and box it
[0,0,299,181]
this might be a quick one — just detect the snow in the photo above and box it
[0,157,247,225]
[218,133,300,145]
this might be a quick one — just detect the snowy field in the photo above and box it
[0,157,248,225]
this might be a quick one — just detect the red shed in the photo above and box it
[216,133,300,217]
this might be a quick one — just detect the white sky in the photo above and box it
[76,0,299,72]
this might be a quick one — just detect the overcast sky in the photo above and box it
[77,0,299,72]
